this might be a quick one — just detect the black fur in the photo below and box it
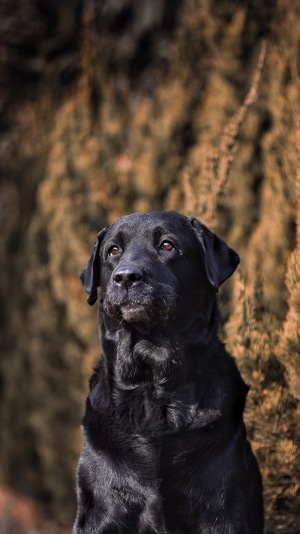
[74,211,264,533]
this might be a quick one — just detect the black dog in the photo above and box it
[74,211,263,533]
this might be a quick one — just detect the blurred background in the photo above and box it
[0,0,299,532]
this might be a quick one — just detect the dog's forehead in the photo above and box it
[104,211,194,242]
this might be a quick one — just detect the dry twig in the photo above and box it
[185,40,267,224]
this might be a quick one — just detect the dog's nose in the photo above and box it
[113,265,144,289]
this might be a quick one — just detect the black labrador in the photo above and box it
[74,211,264,534]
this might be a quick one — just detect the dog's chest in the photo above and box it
[112,380,222,437]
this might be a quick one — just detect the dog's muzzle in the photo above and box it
[102,264,176,327]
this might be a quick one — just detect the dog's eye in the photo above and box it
[108,245,121,257]
[160,240,175,252]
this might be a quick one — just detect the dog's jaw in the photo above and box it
[120,304,155,324]
[102,282,177,332]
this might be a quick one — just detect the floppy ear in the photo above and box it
[190,218,240,289]
[80,227,107,305]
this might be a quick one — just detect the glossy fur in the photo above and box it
[74,211,264,533]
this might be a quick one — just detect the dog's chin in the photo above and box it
[121,304,154,326]
[103,294,176,330]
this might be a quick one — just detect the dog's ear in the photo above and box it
[190,218,240,289]
[80,227,107,305]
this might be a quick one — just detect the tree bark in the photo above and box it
[0,0,299,530]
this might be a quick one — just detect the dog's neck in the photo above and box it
[92,308,228,436]
[99,302,221,393]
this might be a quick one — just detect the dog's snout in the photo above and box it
[113,265,144,289]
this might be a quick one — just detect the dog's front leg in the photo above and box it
[73,429,168,534]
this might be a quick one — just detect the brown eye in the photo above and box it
[108,245,121,257]
[161,241,175,252]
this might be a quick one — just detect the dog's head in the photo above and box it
[81,211,239,331]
